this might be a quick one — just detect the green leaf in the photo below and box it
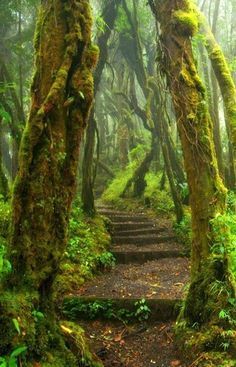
[32,310,45,320]
[10,345,27,359]
[0,107,11,123]
[8,357,17,367]
[12,318,21,335]
[0,357,7,367]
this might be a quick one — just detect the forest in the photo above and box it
[0,0,236,366]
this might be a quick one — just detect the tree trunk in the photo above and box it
[199,43,224,177]
[150,0,235,329]
[200,10,236,187]
[81,0,121,214]
[0,0,97,364]
[81,111,96,215]
[162,143,183,223]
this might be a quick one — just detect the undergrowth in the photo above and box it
[175,191,236,367]
[54,198,113,296]
[144,172,174,215]
[62,297,151,323]
[102,144,149,206]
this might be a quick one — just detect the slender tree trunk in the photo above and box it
[82,110,96,215]
[199,43,224,177]
[200,10,236,188]
[0,1,97,364]
[81,0,121,214]
[162,143,183,223]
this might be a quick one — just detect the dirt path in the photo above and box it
[67,206,191,366]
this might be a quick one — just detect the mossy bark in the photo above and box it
[81,0,121,215]
[0,0,98,364]
[199,43,224,179]
[199,11,236,188]
[150,0,235,326]
[81,110,96,215]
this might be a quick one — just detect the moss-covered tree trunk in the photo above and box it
[81,109,96,215]
[81,0,121,215]
[199,10,236,188]
[150,0,235,328]
[0,0,98,364]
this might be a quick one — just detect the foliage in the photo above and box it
[0,243,11,281]
[174,211,192,250]
[102,144,149,205]
[54,198,112,295]
[62,297,151,323]
[0,199,10,238]
[144,172,174,215]
[0,345,27,367]
[0,199,11,281]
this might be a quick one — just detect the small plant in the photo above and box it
[0,243,11,280]
[32,310,45,321]
[134,299,151,321]
[0,346,27,367]
[174,213,192,250]
[63,298,151,323]
[96,251,116,270]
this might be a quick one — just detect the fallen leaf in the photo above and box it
[114,333,123,342]
[171,360,181,366]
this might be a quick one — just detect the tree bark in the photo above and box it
[0,1,97,363]
[200,10,236,188]
[81,0,121,214]
[150,0,235,328]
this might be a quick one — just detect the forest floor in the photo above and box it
[79,319,190,367]
[67,206,193,367]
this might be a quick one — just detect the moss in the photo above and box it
[173,8,199,37]
[59,322,103,367]
[85,44,99,69]
[201,16,236,155]
[2,0,98,365]
[53,203,111,297]
[175,323,236,366]
[0,290,38,354]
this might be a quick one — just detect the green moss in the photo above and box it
[85,44,99,69]
[144,172,174,216]
[102,144,149,204]
[59,322,103,367]
[54,201,111,296]
[173,8,199,37]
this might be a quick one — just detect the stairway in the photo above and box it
[66,206,190,322]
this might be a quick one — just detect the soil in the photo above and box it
[80,319,192,367]
[77,258,190,300]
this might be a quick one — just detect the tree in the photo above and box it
[149,0,235,358]
[199,10,236,189]
[0,0,98,365]
[81,0,121,215]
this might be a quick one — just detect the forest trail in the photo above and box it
[66,206,192,367]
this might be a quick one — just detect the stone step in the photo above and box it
[112,249,185,264]
[112,234,176,245]
[108,215,151,223]
[63,296,182,322]
[98,209,145,216]
[96,206,114,211]
[73,258,190,306]
[114,227,168,236]
[111,221,155,231]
